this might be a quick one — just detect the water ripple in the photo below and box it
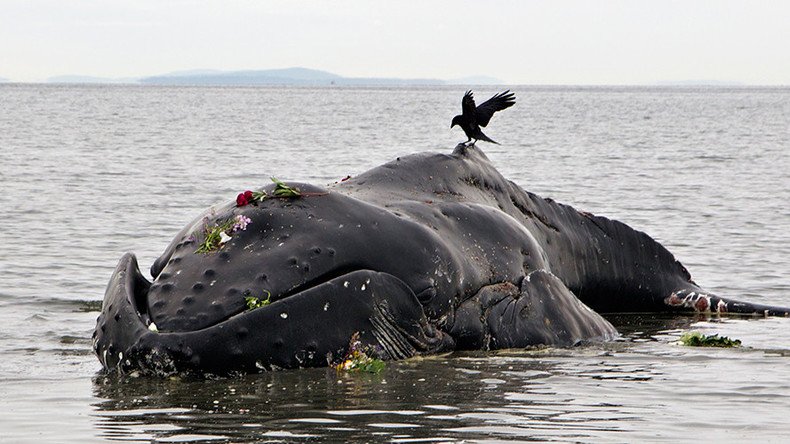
[1,85,789,443]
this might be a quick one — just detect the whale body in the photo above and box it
[93,145,790,375]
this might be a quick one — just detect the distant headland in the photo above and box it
[0,70,757,87]
[1,67,505,86]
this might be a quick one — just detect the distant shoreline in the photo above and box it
[1,66,772,87]
[2,67,503,87]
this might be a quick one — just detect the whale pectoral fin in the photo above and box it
[450,270,618,351]
[106,269,454,375]
[665,288,790,317]
[230,270,453,370]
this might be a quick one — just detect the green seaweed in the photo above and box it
[680,332,742,347]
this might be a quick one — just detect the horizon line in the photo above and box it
[2,80,788,87]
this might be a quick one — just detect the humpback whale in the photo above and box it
[93,144,790,375]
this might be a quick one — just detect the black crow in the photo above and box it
[451,90,516,145]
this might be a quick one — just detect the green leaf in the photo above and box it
[252,190,268,201]
[245,290,272,310]
[359,358,386,374]
[195,217,239,254]
[270,177,301,198]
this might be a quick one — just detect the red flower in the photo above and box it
[236,193,249,206]
[244,190,254,200]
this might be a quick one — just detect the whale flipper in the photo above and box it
[450,270,618,350]
[665,288,790,317]
[95,263,454,375]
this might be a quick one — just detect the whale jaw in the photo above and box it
[93,253,453,376]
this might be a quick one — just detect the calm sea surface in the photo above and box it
[1,84,789,442]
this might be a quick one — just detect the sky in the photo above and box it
[2,0,789,85]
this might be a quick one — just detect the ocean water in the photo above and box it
[1,84,789,442]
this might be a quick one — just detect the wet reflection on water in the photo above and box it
[90,315,790,442]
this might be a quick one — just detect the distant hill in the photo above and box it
[140,67,445,86]
[141,67,340,85]
[40,67,504,86]
[0,76,9,83]
[149,69,224,78]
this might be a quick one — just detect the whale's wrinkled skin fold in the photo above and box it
[93,144,790,376]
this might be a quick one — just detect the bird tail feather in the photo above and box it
[478,131,498,144]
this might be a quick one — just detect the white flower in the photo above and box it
[219,231,233,244]
[148,322,159,332]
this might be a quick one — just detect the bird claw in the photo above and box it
[455,141,476,153]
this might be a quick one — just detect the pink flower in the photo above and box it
[233,215,252,232]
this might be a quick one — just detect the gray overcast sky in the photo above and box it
[2,0,789,84]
